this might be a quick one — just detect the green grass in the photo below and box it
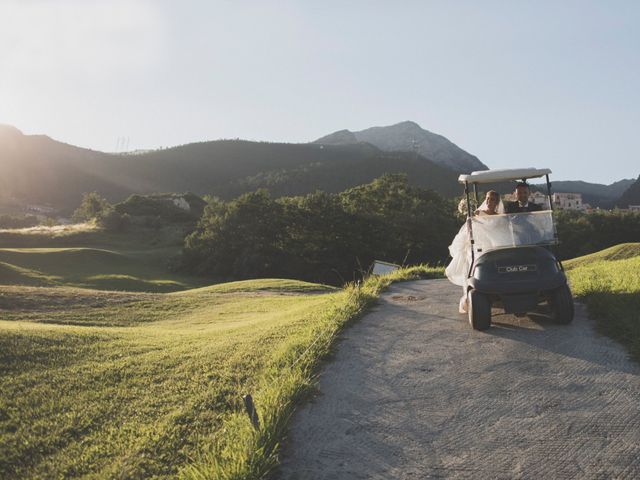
[178,278,336,295]
[565,243,640,361]
[0,223,205,292]
[0,246,206,292]
[563,242,640,268]
[179,265,443,480]
[0,279,341,478]
[0,266,443,479]
[0,222,185,249]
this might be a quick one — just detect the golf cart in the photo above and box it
[456,168,574,330]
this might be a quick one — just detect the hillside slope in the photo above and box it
[532,178,636,208]
[0,125,461,214]
[564,242,640,269]
[616,175,640,208]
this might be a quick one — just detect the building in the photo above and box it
[552,192,584,210]
[530,191,550,208]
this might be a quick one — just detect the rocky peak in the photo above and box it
[313,121,487,173]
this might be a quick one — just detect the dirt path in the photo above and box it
[278,279,640,479]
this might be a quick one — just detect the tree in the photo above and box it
[72,192,129,232]
[340,174,459,265]
[72,192,110,222]
[184,190,288,278]
[555,209,640,259]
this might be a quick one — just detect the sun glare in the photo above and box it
[0,0,165,76]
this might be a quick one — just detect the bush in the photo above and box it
[114,193,205,223]
[71,192,129,232]
[96,207,130,232]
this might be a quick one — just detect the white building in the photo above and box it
[530,191,550,208]
[552,192,584,210]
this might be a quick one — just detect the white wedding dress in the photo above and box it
[445,200,504,312]
[446,199,505,286]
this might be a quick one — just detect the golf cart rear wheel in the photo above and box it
[468,289,491,331]
[549,284,574,324]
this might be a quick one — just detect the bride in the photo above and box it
[474,190,501,217]
[446,190,503,313]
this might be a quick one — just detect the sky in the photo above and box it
[0,0,638,184]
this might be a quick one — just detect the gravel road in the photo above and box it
[277,279,640,479]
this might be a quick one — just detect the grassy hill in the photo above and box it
[563,242,640,268]
[565,243,640,361]
[0,125,461,215]
[0,216,444,478]
[0,224,204,292]
[0,262,440,479]
[0,278,341,478]
[0,247,201,292]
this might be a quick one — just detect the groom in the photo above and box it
[504,182,543,213]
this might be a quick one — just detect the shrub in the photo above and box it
[96,207,130,232]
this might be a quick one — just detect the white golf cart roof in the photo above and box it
[458,168,552,185]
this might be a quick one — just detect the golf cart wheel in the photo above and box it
[549,284,574,324]
[468,289,491,331]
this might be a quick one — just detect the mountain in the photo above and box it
[314,121,487,173]
[0,125,462,215]
[616,175,640,208]
[531,178,636,208]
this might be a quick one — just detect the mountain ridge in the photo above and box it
[0,125,462,214]
[314,120,487,172]
[616,175,640,208]
[1,123,634,214]
[532,178,636,208]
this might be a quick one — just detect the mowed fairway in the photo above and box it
[0,246,205,292]
[0,224,207,292]
[0,279,340,478]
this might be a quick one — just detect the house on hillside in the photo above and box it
[552,192,584,210]
[629,205,640,212]
[530,191,549,208]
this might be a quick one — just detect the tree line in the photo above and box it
[70,177,640,286]
[181,174,459,285]
[555,209,640,259]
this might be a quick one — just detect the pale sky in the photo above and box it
[1,0,638,183]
